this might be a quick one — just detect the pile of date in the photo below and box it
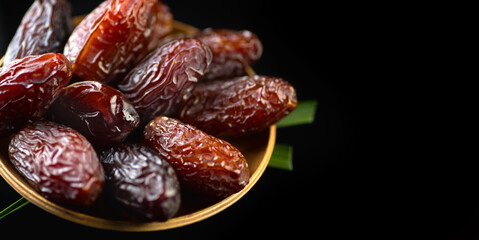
[0,0,297,222]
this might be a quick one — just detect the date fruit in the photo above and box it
[100,143,181,221]
[0,53,72,137]
[8,120,104,206]
[194,28,262,80]
[117,38,212,123]
[63,0,172,84]
[143,116,249,198]
[3,0,73,65]
[178,75,297,137]
[49,81,140,147]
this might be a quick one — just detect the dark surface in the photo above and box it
[0,0,466,239]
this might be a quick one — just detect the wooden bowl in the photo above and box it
[0,19,276,231]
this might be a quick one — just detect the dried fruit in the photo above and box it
[117,38,212,123]
[8,120,104,206]
[194,28,262,80]
[143,116,249,198]
[49,81,140,147]
[63,0,172,84]
[100,143,180,221]
[178,75,297,137]
[0,53,72,137]
[3,0,73,65]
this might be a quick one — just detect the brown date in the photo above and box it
[143,116,249,198]
[0,53,72,137]
[178,75,297,137]
[100,143,181,221]
[49,81,140,147]
[8,120,104,206]
[3,0,73,65]
[193,28,262,80]
[117,38,212,124]
[63,0,172,84]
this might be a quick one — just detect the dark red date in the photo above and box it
[64,0,172,84]
[8,120,104,206]
[0,53,72,137]
[100,143,181,221]
[178,75,297,137]
[194,28,262,80]
[117,38,212,123]
[143,116,249,198]
[3,0,73,65]
[49,81,140,147]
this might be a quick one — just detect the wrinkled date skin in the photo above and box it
[143,116,249,198]
[64,0,172,84]
[0,53,72,137]
[49,81,140,147]
[8,120,105,206]
[117,38,212,123]
[194,28,262,80]
[3,0,73,65]
[179,75,298,137]
[100,143,181,221]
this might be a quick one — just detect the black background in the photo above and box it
[0,0,473,239]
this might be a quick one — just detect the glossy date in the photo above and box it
[117,38,212,123]
[49,81,140,147]
[8,120,104,206]
[3,0,73,65]
[193,28,262,80]
[143,116,249,198]
[63,0,172,84]
[0,53,72,137]
[100,143,181,221]
[178,75,297,137]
